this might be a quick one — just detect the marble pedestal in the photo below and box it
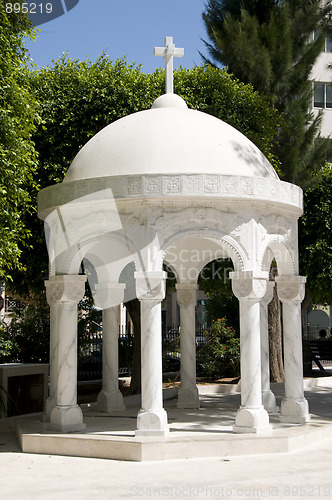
[48,405,86,433]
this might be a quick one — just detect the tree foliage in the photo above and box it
[0,2,37,279]
[198,258,239,331]
[202,0,332,186]
[299,167,332,305]
[196,317,240,379]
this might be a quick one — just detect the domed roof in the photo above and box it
[64,94,278,183]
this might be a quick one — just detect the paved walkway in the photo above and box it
[1,378,332,499]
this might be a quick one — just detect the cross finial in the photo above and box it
[154,36,184,94]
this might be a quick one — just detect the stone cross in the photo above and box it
[154,36,184,94]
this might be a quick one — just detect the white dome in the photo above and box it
[64,94,278,183]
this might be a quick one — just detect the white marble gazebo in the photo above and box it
[38,37,310,436]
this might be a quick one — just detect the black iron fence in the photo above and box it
[77,331,133,381]
[77,326,207,381]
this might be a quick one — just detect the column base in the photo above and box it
[279,397,310,424]
[135,408,169,437]
[177,386,200,409]
[43,396,56,422]
[262,390,279,413]
[48,405,86,433]
[97,389,125,413]
[233,406,272,434]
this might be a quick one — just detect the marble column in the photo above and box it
[94,283,126,412]
[276,276,310,424]
[176,283,200,409]
[43,288,59,421]
[47,275,86,432]
[135,271,168,436]
[260,281,278,412]
[230,271,272,434]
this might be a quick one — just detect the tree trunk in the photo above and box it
[125,298,141,395]
[268,269,284,382]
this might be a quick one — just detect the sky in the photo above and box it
[25,0,210,74]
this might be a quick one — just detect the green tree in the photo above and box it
[299,167,332,309]
[198,258,239,332]
[202,0,332,380]
[196,317,240,379]
[202,0,332,186]
[0,1,37,280]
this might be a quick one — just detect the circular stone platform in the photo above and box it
[16,380,332,462]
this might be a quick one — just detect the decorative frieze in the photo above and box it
[38,173,303,221]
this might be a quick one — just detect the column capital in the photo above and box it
[134,271,167,301]
[45,275,86,304]
[175,283,198,307]
[230,271,269,300]
[93,282,126,309]
[275,275,306,302]
[261,281,275,306]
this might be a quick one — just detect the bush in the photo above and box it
[5,303,49,363]
[196,318,240,379]
[0,325,19,363]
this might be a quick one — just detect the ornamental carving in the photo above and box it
[270,180,280,198]
[259,215,293,235]
[193,209,207,224]
[124,216,141,236]
[204,175,220,193]
[155,208,230,238]
[127,177,142,195]
[45,276,86,304]
[231,277,267,300]
[231,279,252,299]
[135,272,166,302]
[223,177,237,194]
[164,176,181,193]
[240,178,254,196]
[145,177,161,194]
[176,285,197,306]
[185,176,201,193]
[276,277,306,302]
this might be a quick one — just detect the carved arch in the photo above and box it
[161,229,246,283]
[261,240,296,275]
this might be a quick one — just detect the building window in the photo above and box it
[312,30,332,52]
[326,35,332,52]
[314,83,332,108]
